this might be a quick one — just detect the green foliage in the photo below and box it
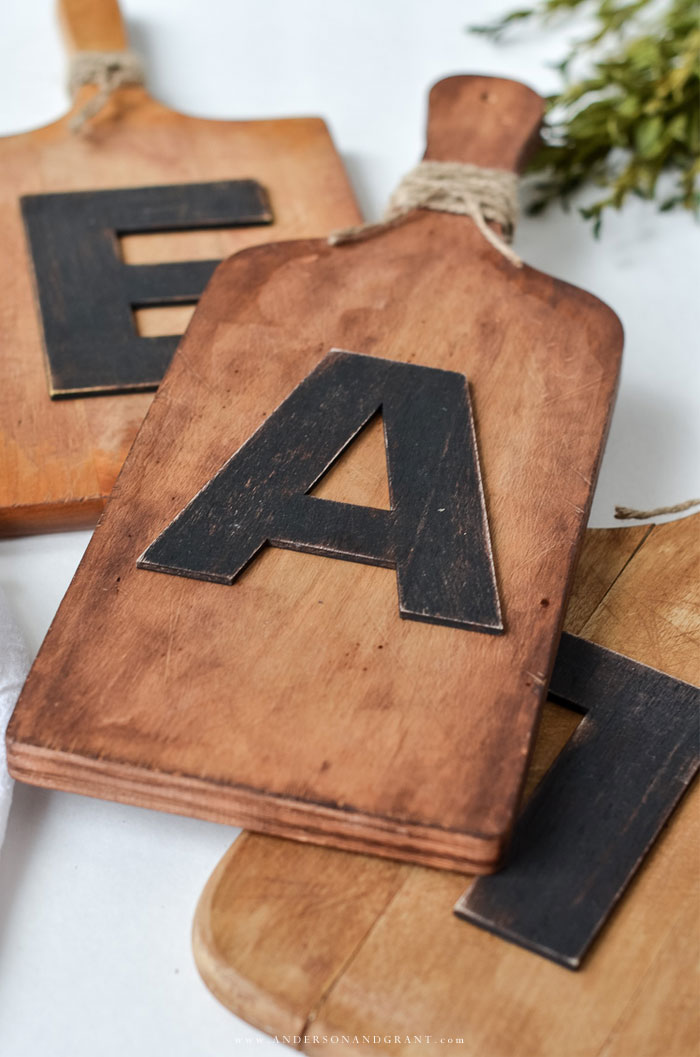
[472,0,700,231]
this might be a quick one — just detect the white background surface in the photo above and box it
[0,1,697,1055]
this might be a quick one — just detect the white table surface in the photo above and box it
[0,2,698,1054]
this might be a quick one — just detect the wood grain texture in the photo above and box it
[0,0,359,535]
[59,0,128,52]
[189,515,699,1056]
[7,75,622,871]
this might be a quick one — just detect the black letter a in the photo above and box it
[138,350,503,634]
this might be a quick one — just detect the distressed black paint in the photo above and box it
[138,350,503,634]
[21,180,272,397]
[455,633,700,968]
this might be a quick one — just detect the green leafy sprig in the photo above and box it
[472,0,700,231]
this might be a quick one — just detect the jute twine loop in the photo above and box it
[68,51,146,133]
[329,160,522,267]
[330,164,696,519]
[614,498,700,520]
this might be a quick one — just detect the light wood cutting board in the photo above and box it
[0,0,359,536]
[191,514,700,1057]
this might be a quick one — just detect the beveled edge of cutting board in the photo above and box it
[7,740,504,872]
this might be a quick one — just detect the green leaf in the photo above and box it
[635,116,665,156]
[470,0,700,230]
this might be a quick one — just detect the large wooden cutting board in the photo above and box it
[7,75,622,872]
[191,514,700,1057]
[0,0,358,536]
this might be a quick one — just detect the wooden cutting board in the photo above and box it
[191,514,700,1056]
[0,0,358,536]
[7,75,623,872]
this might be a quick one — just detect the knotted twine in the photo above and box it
[68,50,146,133]
[329,160,522,267]
[331,164,700,519]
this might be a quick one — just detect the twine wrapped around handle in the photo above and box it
[329,160,522,267]
[68,50,145,132]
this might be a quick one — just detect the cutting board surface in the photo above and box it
[191,515,700,1057]
[0,0,359,535]
[8,75,622,872]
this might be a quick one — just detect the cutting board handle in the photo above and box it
[424,76,543,174]
[59,0,129,54]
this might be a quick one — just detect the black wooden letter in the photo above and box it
[138,350,503,634]
[455,633,700,968]
[21,180,272,397]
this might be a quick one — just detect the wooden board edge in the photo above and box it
[0,496,106,538]
[192,835,310,1039]
[6,743,503,872]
